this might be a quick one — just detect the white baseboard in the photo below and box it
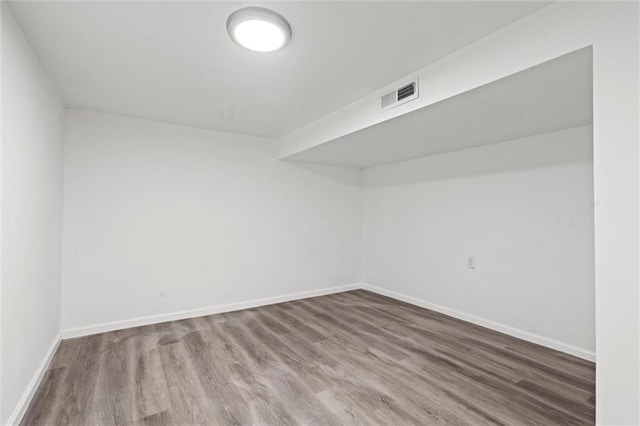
[7,332,62,426]
[362,284,595,362]
[62,283,363,340]
[61,281,595,362]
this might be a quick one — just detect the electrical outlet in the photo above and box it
[467,257,476,269]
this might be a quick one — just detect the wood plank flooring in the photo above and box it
[22,290,595,425]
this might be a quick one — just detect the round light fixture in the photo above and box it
[227,7,291,53]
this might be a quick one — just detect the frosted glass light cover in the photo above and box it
[227,8,291,53]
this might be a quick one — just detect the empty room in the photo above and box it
[1,1,639,425]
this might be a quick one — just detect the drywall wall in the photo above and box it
[61,109,362,333]
[363,126,594,358]
[1,4,65,424]
[281,3,639,422]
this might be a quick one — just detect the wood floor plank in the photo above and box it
[21,290,595,425]
[133,341,171,419]
[157,341,222,424]
[265,306,329,342]
[48,333,106,425]
[19,367,67,425]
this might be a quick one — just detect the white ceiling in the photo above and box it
[284,47,593,168]
[8,1,548,138]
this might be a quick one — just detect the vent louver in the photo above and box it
[397,82,415,101]
[380,78,419,111]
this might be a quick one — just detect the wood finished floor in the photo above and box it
[22,290,595,425]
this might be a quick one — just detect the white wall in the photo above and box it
[281,3,639,423]
[1,3,65,424]
[363,126,594,357]
[61,109,362,333]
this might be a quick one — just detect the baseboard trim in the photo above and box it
[362,284,595,362]
[7,332,62,426]
[62,283,363,340]
[61,281,595,361]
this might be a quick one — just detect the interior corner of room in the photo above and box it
[1,1,638,425]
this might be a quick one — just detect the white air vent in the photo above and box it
[381,78,419,111]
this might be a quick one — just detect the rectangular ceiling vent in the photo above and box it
[380,79,419,111]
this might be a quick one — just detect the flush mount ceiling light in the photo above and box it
[227,7,292,53]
